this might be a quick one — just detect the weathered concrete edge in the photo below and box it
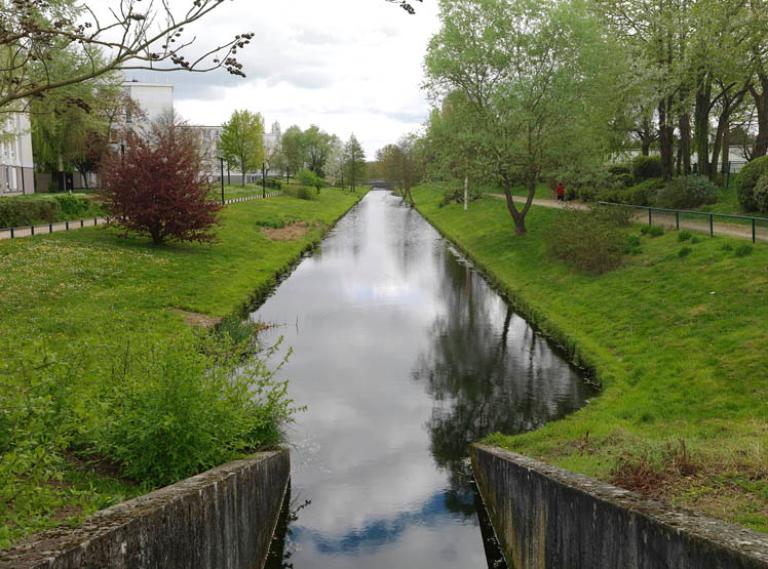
[472,444,768,567]
[0,449,290,569]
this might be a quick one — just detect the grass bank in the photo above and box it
[412,184,767,532]
[0,189,362,548]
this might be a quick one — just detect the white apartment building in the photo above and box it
[0,112,35,195]
[122,81,174,127]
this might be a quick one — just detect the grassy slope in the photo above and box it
[0,189,361,546]
[413,184,767,532]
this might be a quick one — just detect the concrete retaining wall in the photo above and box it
[472,444,768,569]
[0,450,290,569]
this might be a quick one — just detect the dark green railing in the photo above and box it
[598,202,768,244]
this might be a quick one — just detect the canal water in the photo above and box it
[254,190,594,568]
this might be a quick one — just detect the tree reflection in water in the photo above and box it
[413,245,594,513]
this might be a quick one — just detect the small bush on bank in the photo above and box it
[735,156,768,212]
[678,247,693,258]
[545,207,627,274]
[92,338,295,486]
[297,169,325,194]
[626,234,643,255]
[632,155,663,180]
[265,179,282,190]
[640,225,665,238]
[678,230,693,242]
[734,244,753,258]
[654,176,719,209]
[284,185,316,201]
[2,330,297,516]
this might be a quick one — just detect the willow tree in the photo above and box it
[425,0,613,235]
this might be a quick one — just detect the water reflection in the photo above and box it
[254,191,593,569]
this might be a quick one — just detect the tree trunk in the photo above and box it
[694,79,712,178]
[464,175,469,212]
[659,98,675,179]
[678,111,691,176]
[711,106,729,179]
[641,139,651,157]
[752,76,768,158]
[500,175,533,236]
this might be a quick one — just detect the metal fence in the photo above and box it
[598,202,768,244]
[0,191,282,240]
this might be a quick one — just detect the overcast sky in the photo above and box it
[129,1,440,157]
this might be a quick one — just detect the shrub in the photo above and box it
[632,155,663,180]
[678,230,692,242]
[265,179,282,190]
[92,338,296,486]
[722,243,734,252]
[54,194,92,217]
[678,247,693,258]
[0,199,60,227]
[577,186,599,202]
[297,168,324,194]
[596,179,662,206]
[626,234,642,255]
[734,244,753,258]
[100,119,221,245]
[753,174,768,214]
[608,164,632,178]
[284,185,315,201]
[640,225,665,238]
[735,156,768,212]
[654,176,719,209]
[545,208,627,274]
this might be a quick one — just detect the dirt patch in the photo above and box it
[262,221,311,241]
[172,309,223,329]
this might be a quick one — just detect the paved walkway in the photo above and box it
[490,194,768,244]
[0,192,280,241]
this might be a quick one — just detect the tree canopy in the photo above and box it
[219,110,265,186]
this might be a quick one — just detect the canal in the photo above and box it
[254,190,594,568]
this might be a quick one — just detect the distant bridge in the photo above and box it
[368,180,393,189]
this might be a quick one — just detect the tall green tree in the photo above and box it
[219,110,265,187]
[344,135,366,192]
[281,125,305,181]
[426,0,614,234]
[303,125,333,177]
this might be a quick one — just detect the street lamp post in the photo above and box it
[219,157,225,205]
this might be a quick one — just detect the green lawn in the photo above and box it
[0,189,362,548]
[412,184,767,532]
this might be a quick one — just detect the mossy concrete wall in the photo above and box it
[0,450,290,569]
[472,444,768,569]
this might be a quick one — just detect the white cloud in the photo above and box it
[131,0,440,157]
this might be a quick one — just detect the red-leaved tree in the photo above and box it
[101,119,221,245]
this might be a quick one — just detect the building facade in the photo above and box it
[122,81,175,127]
[0,113,35,195]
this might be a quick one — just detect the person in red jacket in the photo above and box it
[556,182,566,202]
